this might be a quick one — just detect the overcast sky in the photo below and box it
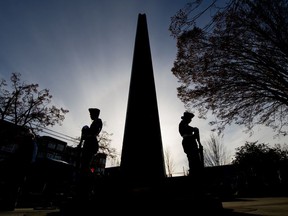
[0,0,286,175]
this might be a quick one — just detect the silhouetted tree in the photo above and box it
[203,133,230,167]
[164,147,176,177]
[232,141,288,168]
[232,141,288,195]
[0,73,69,133]
[169,0,288,136]
[97,128,117,161]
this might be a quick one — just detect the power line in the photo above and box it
[40,132,76,143]
[36,124,79,141]
[40,130,79,144]
[3,116,79,144]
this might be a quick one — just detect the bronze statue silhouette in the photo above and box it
[179,112,204,175]
[77,108,103,173]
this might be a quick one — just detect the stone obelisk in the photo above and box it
[120,14,166,184]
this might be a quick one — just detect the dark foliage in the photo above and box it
[0,73,69,134]
[169,0,288,136]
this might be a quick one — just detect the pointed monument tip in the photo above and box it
[138,13,147,23]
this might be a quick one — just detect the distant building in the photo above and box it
[64,145,80,167]
[0,120,27,160]
[0,119,107,174]
[90,152,107,175]
[104,166,121,177]
[37,136,67,161]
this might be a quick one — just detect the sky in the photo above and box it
[0,0,287,175]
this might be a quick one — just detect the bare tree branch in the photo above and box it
[170,0,288,137]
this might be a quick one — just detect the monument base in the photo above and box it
[60,175,223,215]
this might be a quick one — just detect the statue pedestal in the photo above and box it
[61,175,223,215]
